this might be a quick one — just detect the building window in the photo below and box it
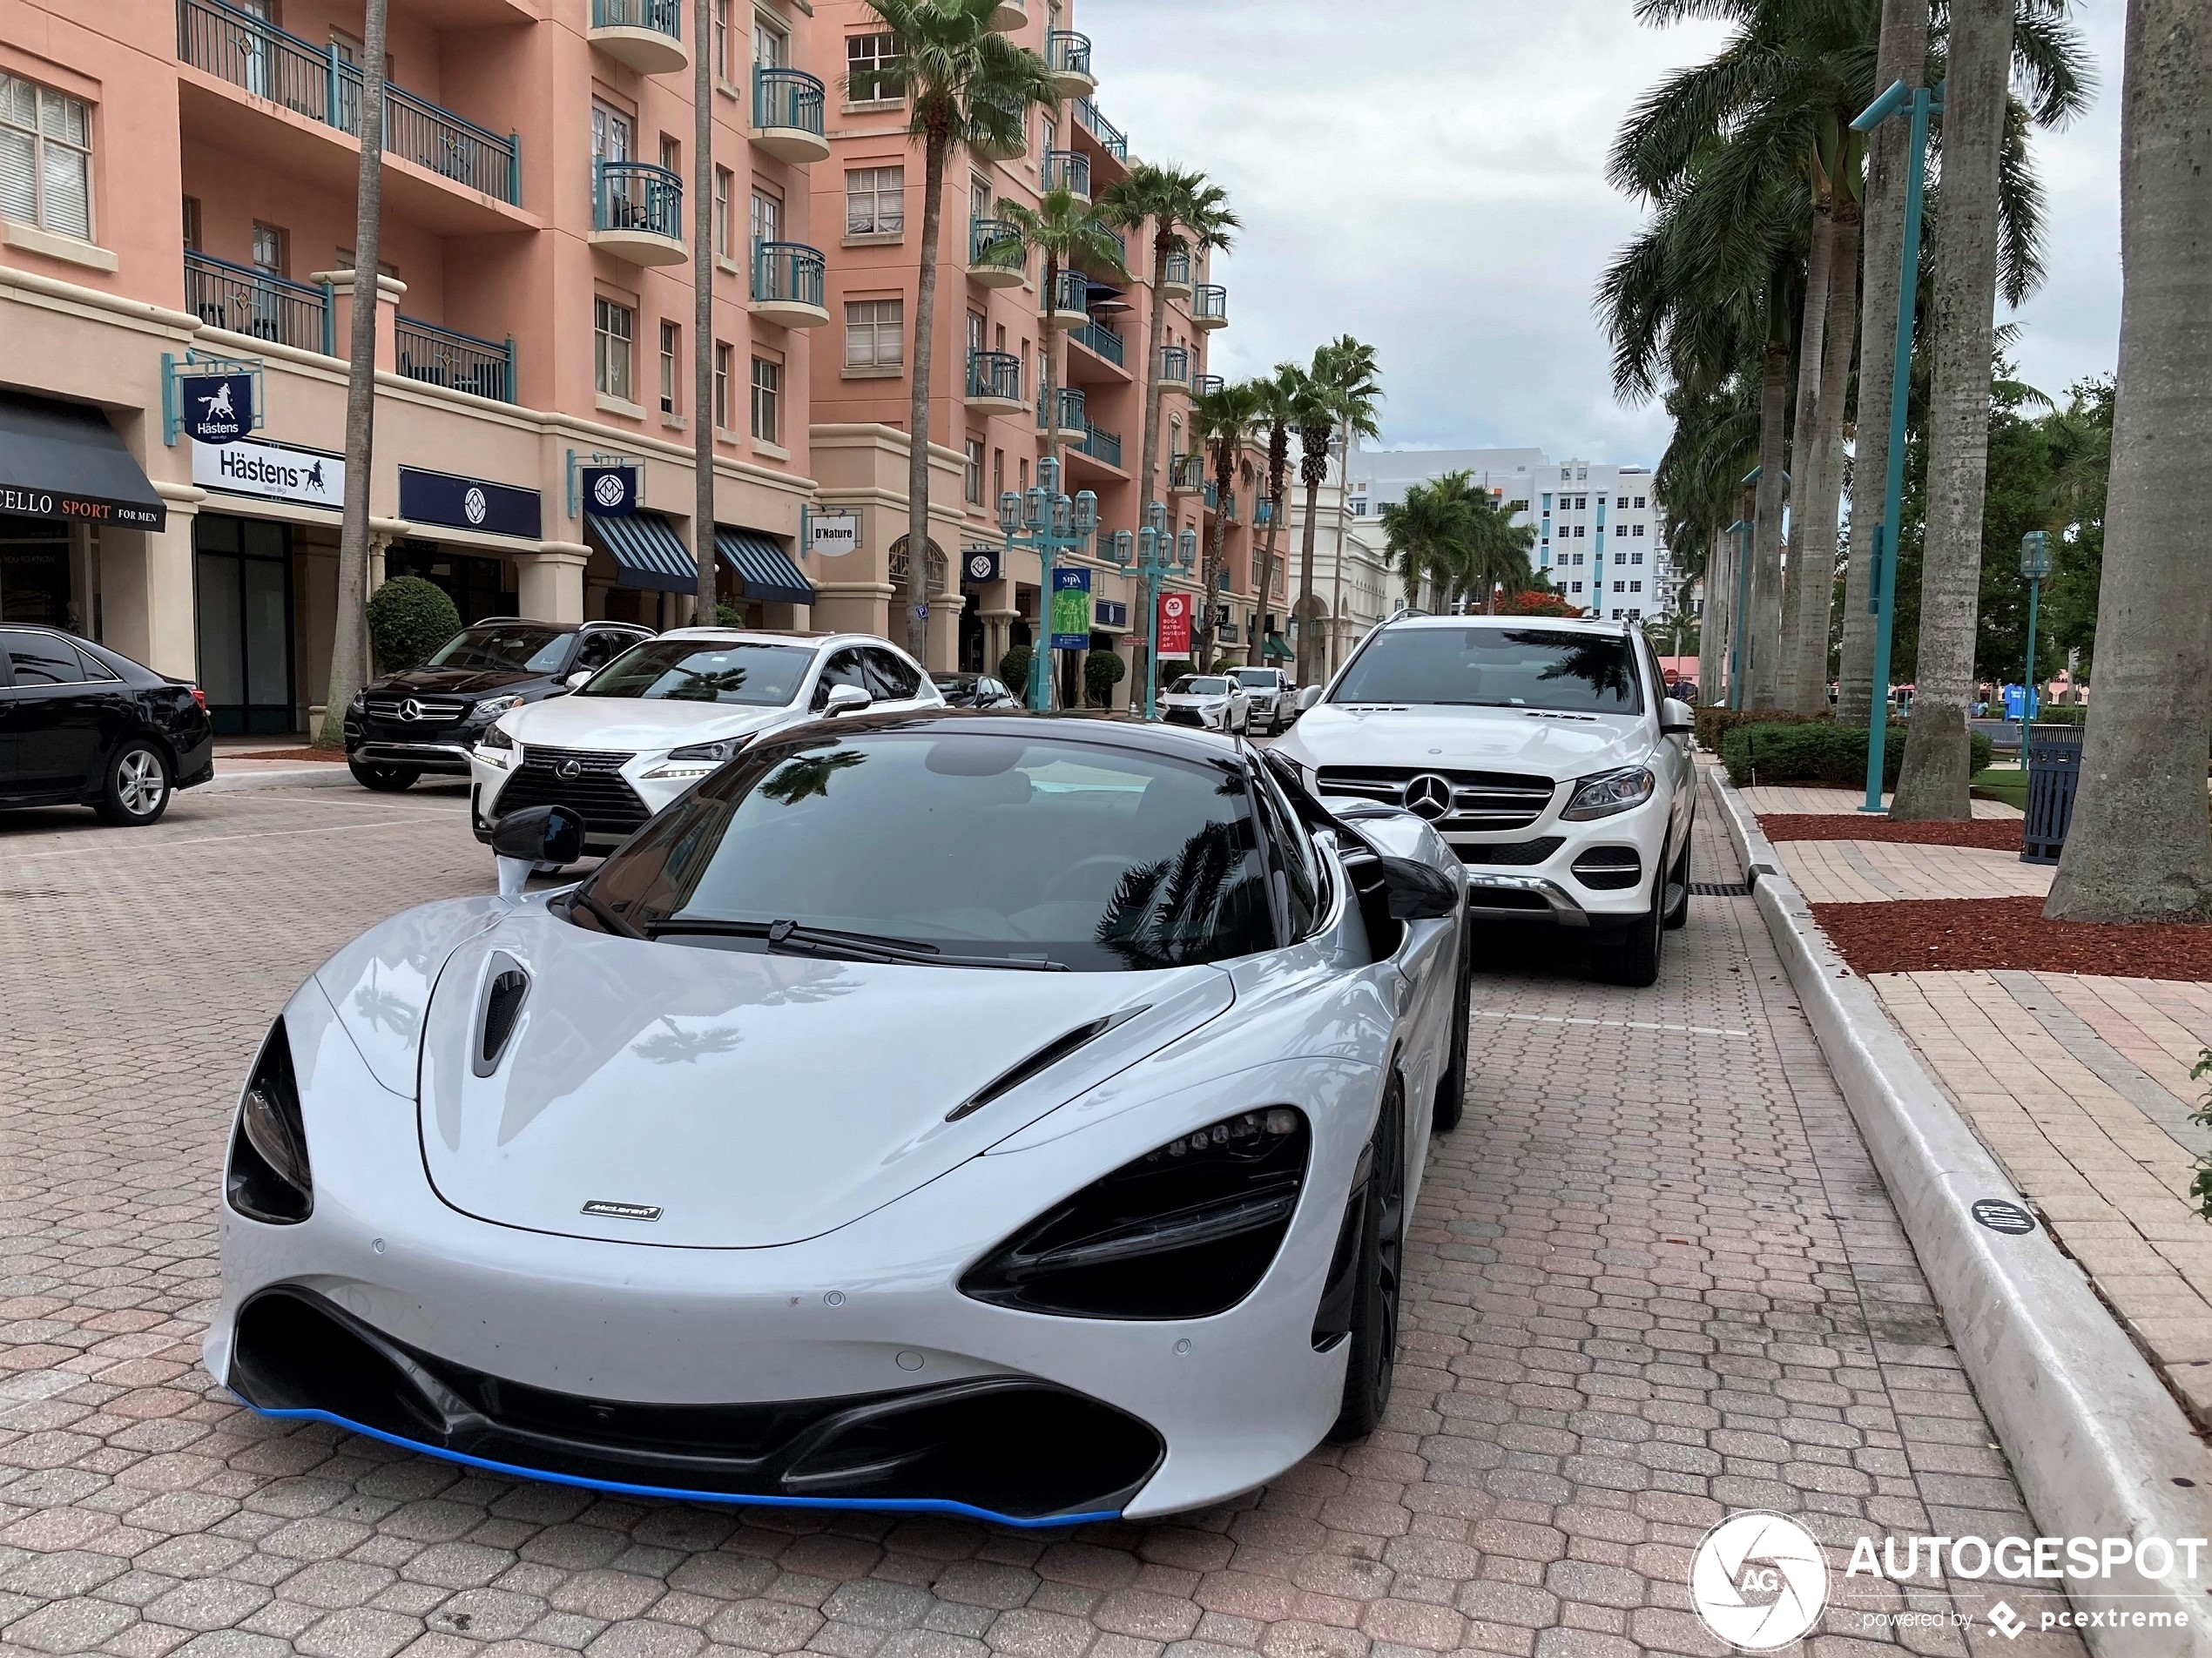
[713,167,732,257]
[992,448,1004,503]
[714,0,731,80]
[965,438,983,505]
[847,32,899,102]
[1613,580,1625,594]
[713,341,732,430]
[1635,495,1647,509]
[751,355,781,444]
[1352,500,1368,516]
[1630,580,1643,594]
[658,320,679,415]
[0,73,92,239]
[1570,582,1583,595]
[753,13,787,70]
[1633,522,1646,536]
[846,166,905,236]
[844,299,903,369]
[658,134,679,174]
[595,297,634,401]
[1630,549,1644,566]
[751,187,780,247]
[1616,495,1629,509]
[1575,524,1585,539]
[181,195,201,251]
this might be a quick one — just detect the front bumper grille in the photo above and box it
[229,1287,1163,1523]
[1455,837,1564,867]
[1163,707,1208,728]
[363,697,471,726]
[1315,765,1556,832]
[496,745,651,840]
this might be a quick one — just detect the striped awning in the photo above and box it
[587,510,697,594]
[1263,635,1292,661]
[716,526,813,605]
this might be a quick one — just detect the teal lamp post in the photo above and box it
[1851,76,1942,812]
[997,455,1097,711]
[2018,529,2052,756]
[1107,503,1198,720]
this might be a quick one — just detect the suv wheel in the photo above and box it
[1593,846,1668,987]
[1662,836,1692,930]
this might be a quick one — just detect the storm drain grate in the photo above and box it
[1688,881,1753,897]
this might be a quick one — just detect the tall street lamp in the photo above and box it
[1107,504,1199,720]
[1851,76,1942,813]
[2018,529,2052,757]
[996,455,1097,711]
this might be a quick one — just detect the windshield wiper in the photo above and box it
[566,886,643,938]
[645,917,1068,972]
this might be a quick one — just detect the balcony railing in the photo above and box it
[1169,451,1206,491]
[1159,345,1191,385]
[1074,98,1128,162]
[1048,31,1093,80]
[592,0,680,37]
[1043,150,1091,199]
[752,240,826,309]
[396,315,515,402]
[1071,319,1124,367]
[1163,249,1191,290]
[1038,387,1086,432]
[1194,283,1229,326]
[969,218,1024,275]
[968,349,1023,402]
[1203,480,1220,509]
[184,251,332,354]
[1080,424,1122,468]
[595,159,682,239]
[1194,373,1224,397]
[177,0,521,204]
[753,66,826,137]
[1049,266,1090,315]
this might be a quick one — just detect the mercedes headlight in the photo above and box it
[471,694,523,721]
[1561,765,1655,820]
[644,736,749,780]
[347,691,366,713]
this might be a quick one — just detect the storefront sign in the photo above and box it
[1095,599,1128,630]
[1157,591,1191,655]
[961,546,1001,585]
[399,466,542,539]
[810,512,860,558]
[0,485,163,529]
[192,435,344,509]
[1049,567,1092,651]
[581,464,639,517]
[179,373,254,444]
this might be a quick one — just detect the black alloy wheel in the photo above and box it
[1328,1075,1407,1442]
[1593,841,1667,987]
[349,761,421,792]
[1433,941,1471,1134]
[95,740,172,826]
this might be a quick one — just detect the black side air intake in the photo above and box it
[473,954,529,1077]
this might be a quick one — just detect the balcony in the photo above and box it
[1194,284,1229,330]
[1168,451,1205,495]
[590,0,686,76]
[989,0,1024,31]
[1037,387,1086,441]
[751,241,828,328]
[1044,266,1089,330]
[1161,249,1192,300]
[185,251,331,354]
[1159,345,1192,389]
[968,218,1025,287]
[1073,98,1128,163]
[1078,425,1123,468]
[1203,480,1220,510]
[1043,150,1091,203]
[397,315,516,402]
[591,161,685,264]
[1047,32,1096,99]
[1069,319,1125,368]
[1194,373,1224,397]
[177,0,522,210]
[966,350,1025,414]
[752,67,828,165]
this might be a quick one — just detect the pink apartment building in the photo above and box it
[802,0,1267,699]
[0,0,826,733]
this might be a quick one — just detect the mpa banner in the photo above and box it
[1157,591,1192,655]
[1049,567,1091,650]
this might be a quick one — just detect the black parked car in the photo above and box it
[344,618,652,791]
[930,671,1023,710]
[0,626,213,826]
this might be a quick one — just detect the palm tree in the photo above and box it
[1187,380,1264,671]
[862,0,1053,666]
[1244,364,1300,665]
[1098,165,1238,516]
[316,0,390,746]
[1294,338,1381,686]
[1465,486,1540,611]
[2044,0,2212,921]
[1379,475,1472,609]
[1655,374,1759,701]
[692,0,716,625]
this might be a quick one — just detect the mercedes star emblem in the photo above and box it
[1402,773,1454,820]
[557,759,583,779]
[398,698,424,722]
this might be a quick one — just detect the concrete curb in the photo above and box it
[198,765,359,794]
[1710,772,2211,1655]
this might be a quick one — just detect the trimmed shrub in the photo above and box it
[1083,648,1126,707]
[998,645,1034,697]
[1723,720,1993,788]
[1694,704,1819,754]
[367,576,460,675]
[715,601,744,628]
[1156,657,1193,685]
[2033,704,2087,726]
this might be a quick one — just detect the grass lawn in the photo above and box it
[1972,765,2030,810]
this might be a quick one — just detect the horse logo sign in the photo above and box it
[181,372,254,444]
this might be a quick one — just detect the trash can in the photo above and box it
[2022,723,2084,865]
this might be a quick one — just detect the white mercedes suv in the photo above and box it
[1273,612,1696,985]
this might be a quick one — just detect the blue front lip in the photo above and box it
[236,1400,1123,1529]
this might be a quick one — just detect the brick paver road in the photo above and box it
[0,779,2083,1658]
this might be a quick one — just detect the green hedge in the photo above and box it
[1694,704,1819,754]
[1722,720,1993,788]
[366,576,460,675]
[998,646,1034,699]
[1083,648,1126,707]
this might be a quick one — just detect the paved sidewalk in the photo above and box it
[1740,787,2023,821]
[1776,842,2054,906]
[0,783,2084,1657]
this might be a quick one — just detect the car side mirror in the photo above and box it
[1296,684,1322,711]
[565,670,593,690]
[1659,697,1695,736]
[1376,855,1460,920]
[491,805,585,900]
[823,684,873,717]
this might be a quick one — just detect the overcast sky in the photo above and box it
[1095,0,2128,466]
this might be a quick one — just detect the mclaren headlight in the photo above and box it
[1561,764,1655,821]
[644,736,750,781]
[226,1019,313,1224]
[961,1108,1308,1319]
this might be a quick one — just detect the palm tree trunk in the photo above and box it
[1891,0,2013,819]
[1741,327,1791,709]
[904,131,949,668]
[2044,0,2212,920]
[1777,209,1834,711]
[1137,233,1170,511]
[1197,444,1233,669]
[1791,201,1861,714]
[1837,0,1933,726]
[1247,507,1273,668]
[1295,465,1324,687]
[692,0,716,625]
[1698,523,1724,704]
[317,0,388,746]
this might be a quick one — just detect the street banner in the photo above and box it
[1050,567,1091,650]
[1157,591,1191,655]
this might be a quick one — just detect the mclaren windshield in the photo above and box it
[577,640,811,706]
[578,730,1273,971]
[1332,626,1643,714]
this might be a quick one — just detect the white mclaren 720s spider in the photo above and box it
[205,712,1472,1527]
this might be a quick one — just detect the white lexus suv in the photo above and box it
[1273,612,1696,985]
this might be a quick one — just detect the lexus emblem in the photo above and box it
[1402,773,1453,820]
[556,758,583,779]
[398,698,424,722]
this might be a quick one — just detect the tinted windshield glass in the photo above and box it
[1332,627,1642,713]
[583,731,1272,971]
[580,640,810,705]
[1233,671,1274,688]
[1173,677,1231,695]
[422,624,570,674]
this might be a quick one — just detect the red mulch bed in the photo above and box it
[1813,895,2212,979]
[223,748,347,763]
[1759,813,2023,851]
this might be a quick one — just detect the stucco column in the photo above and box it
[978,606,1017,679]
[100,484,204,681]
[924,590,965,673]
[311,271,406,371]
[514,544,590,623]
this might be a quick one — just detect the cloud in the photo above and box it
[1089,0,2125,459]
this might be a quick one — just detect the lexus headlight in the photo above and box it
[471,694,523,720]
[644,736,749,780]
[1561,765,1655,820]
[475,724,516,768]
